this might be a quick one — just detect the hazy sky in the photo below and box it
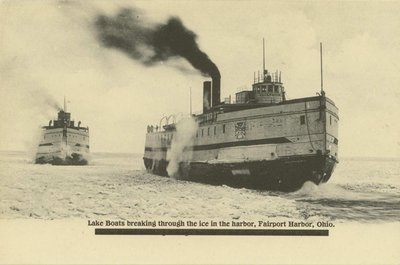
[0,0,399,157]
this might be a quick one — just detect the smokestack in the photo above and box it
[203,81,211,113]
[212,77,220,107]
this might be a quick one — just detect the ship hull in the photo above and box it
[144,154,337,191]
[35,126,90,166]
[144,95,339,192]
[35,152,88,165]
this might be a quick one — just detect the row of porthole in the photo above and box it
[154,113,333,141]
[254,85,280,93]
[196,124,226,138]
[44,134,62,139]
[153,124,228,142]
[152,112,337,143]
[157,134,173,141]
[44,134,86,140]
[301,114,338,126]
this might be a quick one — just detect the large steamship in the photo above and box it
[35,99,90,165]
[143,44,339,191]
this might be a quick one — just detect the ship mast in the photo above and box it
[263,38,266,78]
[320,42,325,96]
[64,96,67,112]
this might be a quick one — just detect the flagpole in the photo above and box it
[263,38,266,78]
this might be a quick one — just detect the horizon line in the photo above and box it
[0,149,398,160]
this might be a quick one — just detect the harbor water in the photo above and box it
[0,151,399,223]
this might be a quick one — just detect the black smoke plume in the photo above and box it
[94,8,220,79]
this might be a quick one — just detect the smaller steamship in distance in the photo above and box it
[35,98,90,165]
[143,43,339,191]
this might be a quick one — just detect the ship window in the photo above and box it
[201,129,204,137]
[333,138,338,145]
[274,86,279,93]
[39,143,53,146]
[330,115,332,125]
[300,115,305,125]
[268,85,273,93]
[196,132,198,138]
[207,127,210,136]
[261,85,266,92]
[214,126,216,135]
[222,124,226,133]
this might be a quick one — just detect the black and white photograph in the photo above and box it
[0,0,399,264]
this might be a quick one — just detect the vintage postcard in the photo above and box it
[0,0,399,264]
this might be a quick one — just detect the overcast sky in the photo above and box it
[0,0,399,158]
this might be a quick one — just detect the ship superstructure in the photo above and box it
[143,44,338,191]
[35,99,90,165]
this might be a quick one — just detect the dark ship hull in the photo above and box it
[144,154,336,192]
[35,152,88,166]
